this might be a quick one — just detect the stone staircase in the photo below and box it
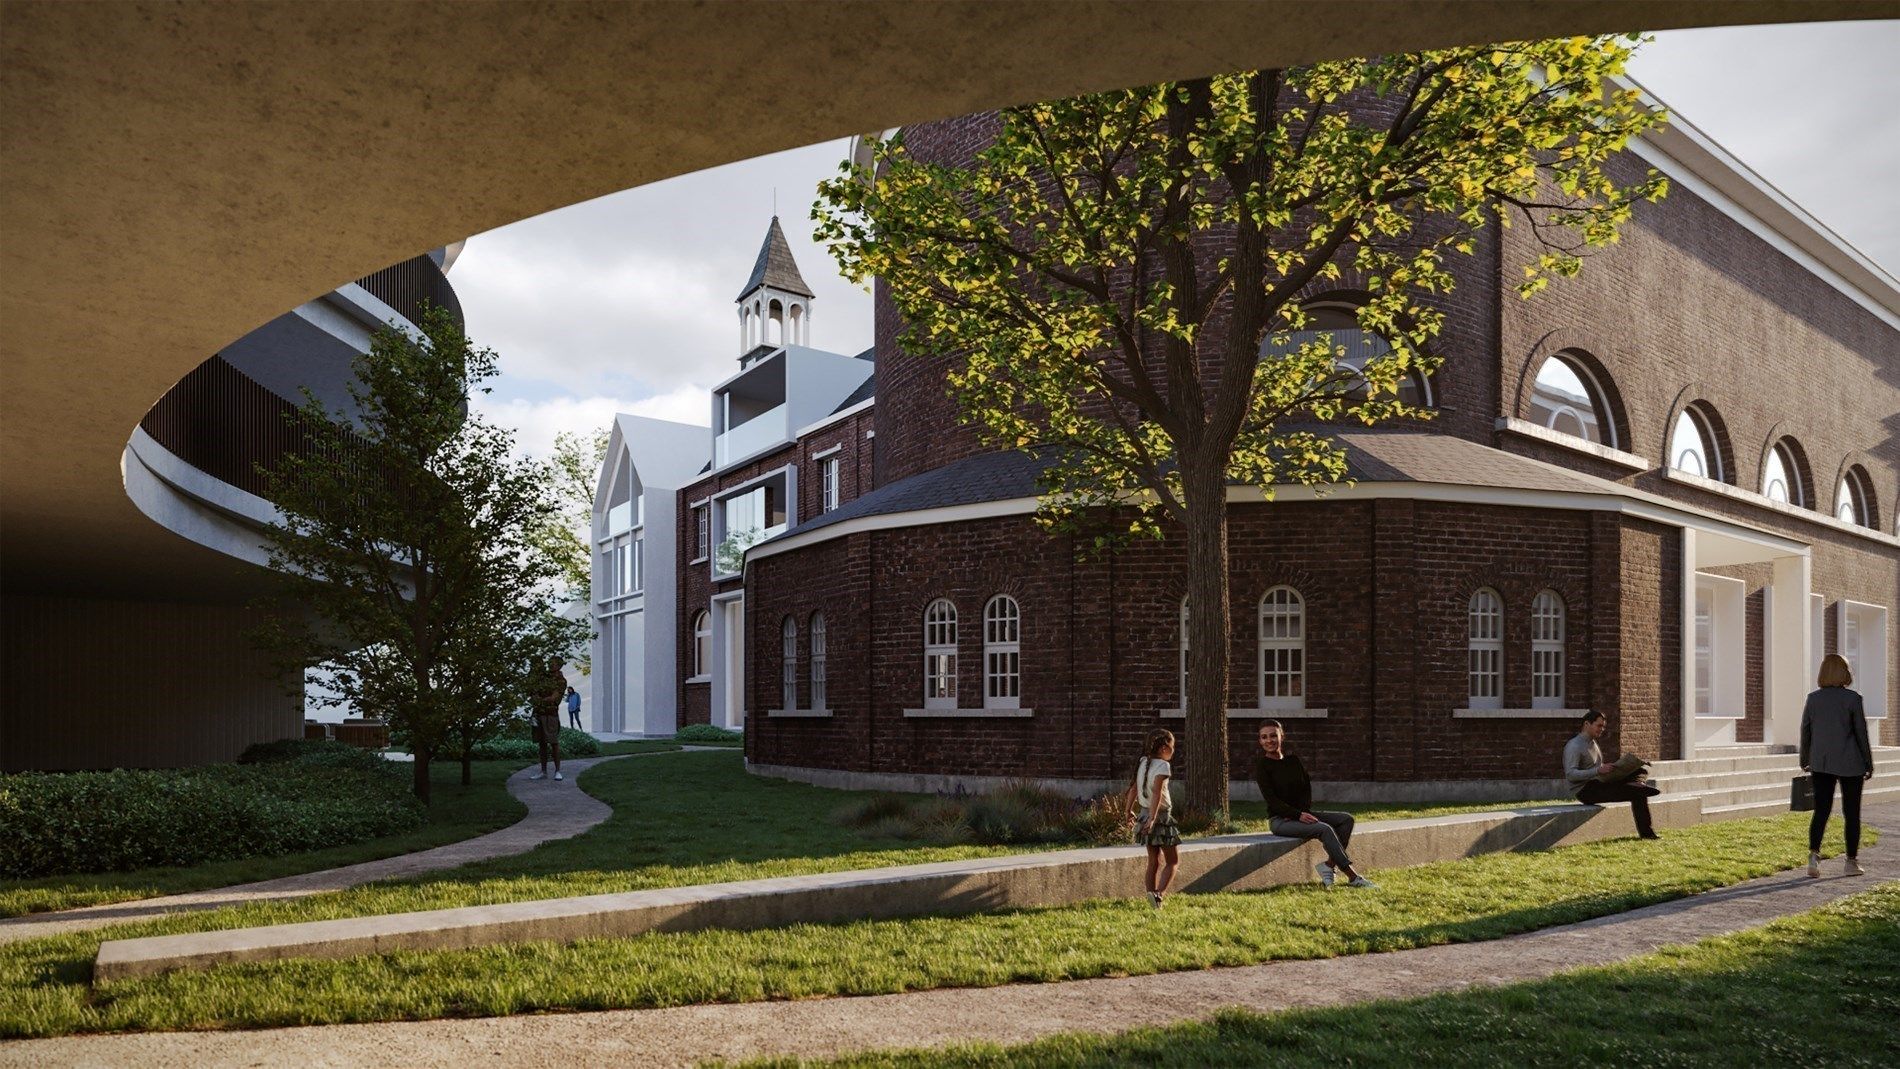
[1646,744,1900,819]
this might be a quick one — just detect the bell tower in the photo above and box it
[735,216,815,359]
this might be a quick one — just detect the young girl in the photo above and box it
[1132,728,1182,909]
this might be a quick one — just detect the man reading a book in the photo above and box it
[1564,711,1661,840]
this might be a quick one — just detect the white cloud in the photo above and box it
[473,385,712,468]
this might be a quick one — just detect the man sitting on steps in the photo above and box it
[1564,710,1661,840]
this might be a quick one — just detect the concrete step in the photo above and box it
[1669,769,1900,812]
[1648,746,1899,781]
[1703,783,1900,822]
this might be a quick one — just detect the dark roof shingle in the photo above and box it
[735,217,815,301]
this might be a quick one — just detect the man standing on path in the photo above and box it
[566,685,583,731]
[1565,710,1661,839]
[532,658,567,782]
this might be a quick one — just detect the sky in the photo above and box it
[452,20,1900,464]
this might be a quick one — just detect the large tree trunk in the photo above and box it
[412,743,433,805]
[1181,460,1232,818]
[459,724,474,786]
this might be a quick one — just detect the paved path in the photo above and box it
[8,802,1892,1068]
[0,754,641,944]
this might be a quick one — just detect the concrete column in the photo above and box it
[1679,526,1697,760]
[1767,552,1812,749]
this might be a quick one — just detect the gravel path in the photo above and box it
[6,801,1891,1068]
[0,754,640,944]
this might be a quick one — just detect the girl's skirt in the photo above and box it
[1134,808,1182,847]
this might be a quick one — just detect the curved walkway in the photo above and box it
[0,754,640,944]
[7,802,1893,1068]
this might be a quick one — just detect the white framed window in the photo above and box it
[1694,585,1713,716]
[1529,355,1616,448]
[1836,469,1872,528]
[810,612,827,709]
[1838,600,1889,719]
[781,616,797,712]
[693,505,710,561]
[1178,597,1190,710]
[1257,586,1305,709]
[692,610,711,678]
[822,456,841,512]
[630,531,643,593]
[1467,588,1504,709]
[1762,441,1805,507]
[923,598,958,709]
[1670,406,1723,482]
[1262,301,1431,407]
[983,595,1021,709]
[1532,590,1565,708]
[616,540,634,596]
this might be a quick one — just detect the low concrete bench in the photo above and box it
[93,795,1700,983]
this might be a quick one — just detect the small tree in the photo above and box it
[529,427,610,673]
[818,37,1667,815]
[259,307,586,801]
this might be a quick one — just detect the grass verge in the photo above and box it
[0,760,527,918]
[597,740,685,756]
[758,881,1900,1068]
[0,801,1864,1038]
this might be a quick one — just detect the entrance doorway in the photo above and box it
[722,597,745,729]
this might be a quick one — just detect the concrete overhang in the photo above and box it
[4,2,1892,602]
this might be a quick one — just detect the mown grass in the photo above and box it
[596,740,685,756]
[0,799,1864,1038]
[0,760,528,919]
[758,881,1900,1068]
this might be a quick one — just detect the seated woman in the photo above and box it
[1253,720,1377,889]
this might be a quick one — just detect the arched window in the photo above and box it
[983,595,1021,709]
[1670,405,1723,482]
[1263,301,1430,406]
[1762,440,1807,507]
[922,598,958,709]
[1836,467,1875,528]
[810,612,827,710]
[692,610,711,678]
[780,616,797,711]
[1467,589,1504,709]
[1529,354,1616,448]
[1258,587,1305,710]
[1531,591,1566,709]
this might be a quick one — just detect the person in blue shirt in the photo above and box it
[565,686,582,731]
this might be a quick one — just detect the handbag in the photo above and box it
[1790,774,1815,812]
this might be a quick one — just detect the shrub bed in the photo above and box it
[0,744,424,879]
[444,720,601,761]
[674,724,743,744]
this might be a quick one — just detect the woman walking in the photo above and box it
[1801,654,1875,878]
[1131,728,1182,909]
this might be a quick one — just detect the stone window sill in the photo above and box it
[903,707,1035,718]
[1454,707,1589,719]
[1160,707,1329,719]
[684,675,712,685]
[1496,417,1651,472]
[1694,712,1746,721]
[767,707,832,718]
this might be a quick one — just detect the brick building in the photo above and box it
[734,93,1899,801]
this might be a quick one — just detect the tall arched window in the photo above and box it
[1669,405,1723,482]
[1262,301,1430,406]
[1467,589,1504,709]
[809,612,827,710]
[1258,587,1305,710]
[692,610,711,678]
[780,616,797,711]
[1836,467,1875,528]
[983,595,1021,709]
[922,598,958,709]
[1762,440,1806,507]
[1531,590,1566,709]
[1529,354,1617,448]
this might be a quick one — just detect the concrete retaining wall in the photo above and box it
[93,796,1699,982]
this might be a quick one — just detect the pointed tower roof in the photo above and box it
[735,216,816,301]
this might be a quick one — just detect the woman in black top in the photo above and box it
[1254,720,1377,889]
[1800,654,1875,878]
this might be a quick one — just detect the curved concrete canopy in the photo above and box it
[2,1,1891,602]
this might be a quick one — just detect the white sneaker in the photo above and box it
[1315,863,1336,889]
[1149,892,1163,910]
[554,771,564,781]
[530,772,546,781]
[1807,852,1821,879]
[1347,876,1379,889]
[1844,857,1864,877]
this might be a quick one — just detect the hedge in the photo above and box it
[0,744,424,879]
[674,724,742,743]
[445,719,601,761]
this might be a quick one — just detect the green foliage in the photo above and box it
[236,738,391,774]
[816,38,1668,817]
[254,305,588,800]
[675,724,744,744]
[440,720,601,761]
[0,758,421,879]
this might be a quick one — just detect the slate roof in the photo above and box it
[829,371,877,415]
[735,216,815,301]
[769,430,1645,545]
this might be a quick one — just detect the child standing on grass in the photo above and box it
[1132,728,1182,909]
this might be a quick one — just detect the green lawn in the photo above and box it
[596,740,685,756]
[0,760,528,919]
[762,881,1900,1068]
[0,795,1863,1038]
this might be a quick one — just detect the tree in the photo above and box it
[817,37,1667,816]
[529,427,610,674]
[258,306,587,801]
